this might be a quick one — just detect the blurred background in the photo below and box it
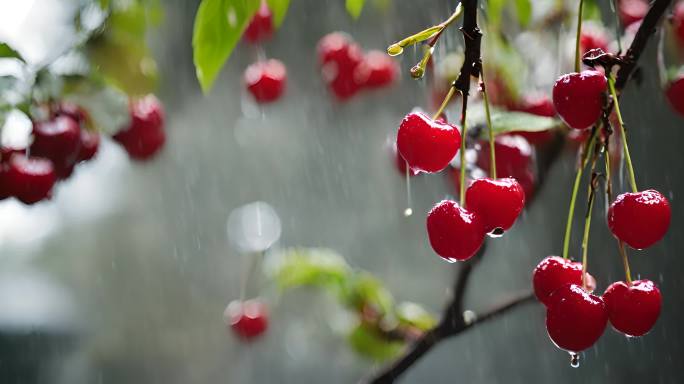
[0,0,683,383]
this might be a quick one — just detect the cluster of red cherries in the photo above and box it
[394,110,526,262]
[0,94,166,205]
[241,2,397,105]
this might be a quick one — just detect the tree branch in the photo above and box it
[364,0,671,382]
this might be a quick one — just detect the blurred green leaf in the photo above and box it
[583,0,601,21]
[486,0,505,30]
[395,302,437,331]
[0,43,23,62]
[341,273,394,315]
[513,0,532,27]
[266,0,290,28]
[271,248,351,290]
[192,0,260,93]
[347,323,404,361]
[469,108,561,137]
[87,36,158,95]
[346,0,365,19]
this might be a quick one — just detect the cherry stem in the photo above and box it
[611,0,623,53]
[433,86,456,120]
[657,24,667,87]
[607,76,638,193]
[387,3,463,56]
[618,240,634,285]
[574,0,585,73]
[459,91,468,206]
[479,70,497,180]
[404,161,413,217]
[239,251,262,301]
[562,127,599,260]
[581,173,597,291]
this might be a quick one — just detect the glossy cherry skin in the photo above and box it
[533,256,584,306]
[225,299,268,340]
[113,95,166,160]
[674,2,684,47]
[426,200,486,262]
[477,135,535,199]
[665,75,684,117]
[30,115,81,179]
[392,143,418,177]
[318,32,364,100]
[244,59,287,103]
[465,177,525,233]
[396,112,461,174]
[603,279,661,337]
[357,50,397,89]
[607,189,671,249]
[618,0,648,27]
[244,2,273,44]
[546,284,608,352]
[5,154,56,205]
[552,70,607,130]
[579,23,609,56]
[77,129,100,162]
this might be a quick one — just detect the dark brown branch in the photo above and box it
[615,0,672,89]
[364,1,671,382]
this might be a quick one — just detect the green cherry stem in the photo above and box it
[618,240,634,285]
[562,127,599,260]
[607,76,638,193]
[459,90,468,207]
[581,172,598,291]
[611,0,623,53]
[433,85,457,120]
[574,0,585,73]
[387,3,463,56]
[480,70,497,180]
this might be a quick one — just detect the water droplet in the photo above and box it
[410,64,425,79]
[487,228,505,238]
[569,352,580,368]
[403,208,413,217]
[462,310,477,325]
[226,201,281,253]
[387,44,403,56]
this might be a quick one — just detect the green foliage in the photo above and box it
[346,0,365,20]
[583,0,602,21]
[192,0,260,93]
[340,273,394,315]
[348,323,404,361]
[513,0,532,28]
[469,108,561,138]
[396,302,437,331]
[0,43,24,62]
[266,0,290,27]
[271,248,351,290]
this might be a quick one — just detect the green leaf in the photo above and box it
[270,248,351,290]
[583,0,601,21]
[347,323,404,361]
[266,0,290,28]
[87,35,158,95]
[341,273,394,315]
[469,108,561,138]
[0,43,23,62]
[192,0,260,93]
[513,0,532,27]
[395,302,437,331]
[486,0,505,30]
[346,0,365,19]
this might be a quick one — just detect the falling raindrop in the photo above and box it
[569,352,580,368]
[227,201,281,253]
[487,227,505,238]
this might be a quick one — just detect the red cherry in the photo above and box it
[225,299,269,340]
[607,189,671,249]
[546,284,608,352]
[674,2,684,47]
[5,154,56,205]
[477,135,536,199]
[618,0,648,27]
[244,59,287,103]
[54,102,88,124]
[426,200,486,262]
[244,1,273,44]
[318,33,364,101]
[579,22,610,56]
[465,177,525,233]
[533,256,583,305]
[665,75,684,117]
[0,162,11,200]
[396,112,461,174]
[113,95,166,161]
[30,115,81,179]
[552,70,607,130]
[357,50,398,89]
[603,279,661,337]
[391,143,418,177]
[77,129,100,162]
